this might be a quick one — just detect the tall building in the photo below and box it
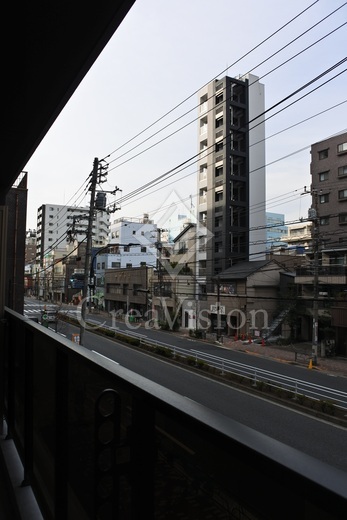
[310,131,347,250]
[266,212,288,249]
[196,74,266,288]
[36,203,110,267]
[25,229,37,265]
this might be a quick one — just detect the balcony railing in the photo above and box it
[296,266,347,276]
[1,308,346,519]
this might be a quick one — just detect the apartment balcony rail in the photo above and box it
[1,308,347,519]
[296,266,347,276]
[295,265,347,285]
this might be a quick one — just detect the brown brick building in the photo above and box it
[310,131,347,244]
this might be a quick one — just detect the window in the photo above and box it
[337,142,347,153]
[215,191,223,202]
[215,117,223,128]
[199,188,207,203]
[126,263,132,269]
[102,262,105,269]
[338,165,347,177]
[215,142,223,153]
[200,94,208,113]
[318,149,328,159]
[97,263,100,269]
[200,116,208,135]
[111,262,121,268]
[320,217,329,226]
[124,246,130,252]
[199,165,207,181]
[319,171,329,182]
[215,93,223,104]
[339,214,347,224]
[215,166,223,177]
[132,230,136,235]
[339,189,347,200]
[141,246,146,253]
[215,216,222,228]
[319,194,329,204]
[214,242,223,253]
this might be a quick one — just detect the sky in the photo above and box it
[24,0,347,233]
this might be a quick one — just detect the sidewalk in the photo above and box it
[167,325,347,378]
[84,309,347,379]
[213,337,347,378]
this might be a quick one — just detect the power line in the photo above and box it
[103,3,345,170]
[101,0,320,163]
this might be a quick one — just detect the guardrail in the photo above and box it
[4,307,347,519]
[139,338,347,411]
[59,314,347,411]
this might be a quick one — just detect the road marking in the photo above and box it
[91,350,119,365]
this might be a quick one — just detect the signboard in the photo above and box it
[210,304,226,314]
[72,333,80,344]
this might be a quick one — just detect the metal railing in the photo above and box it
[138,338,347,410]
[3,308,347,519]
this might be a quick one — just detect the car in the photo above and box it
[41,310,57,323]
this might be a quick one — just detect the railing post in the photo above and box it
[22,327,34,487]
[54,349,69,518]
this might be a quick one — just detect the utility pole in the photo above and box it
[216,277,221,342]
[80,158,99,346]
[156,228,164,324]
[310,189,319,366]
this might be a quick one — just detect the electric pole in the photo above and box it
[156,228,164,324]
[311,190,319,366]
[80,158,99,346]
[305,187,320,365]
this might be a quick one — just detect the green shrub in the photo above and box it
[154,346,173,358]
[319,400,336,416]
[186,356,197,366]
[296,393,306,405]
[196,359,207,370]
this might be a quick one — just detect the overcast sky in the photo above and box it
[24,0,347,233]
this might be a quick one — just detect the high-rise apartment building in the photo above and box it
[310,131,347,250]
[196,74,266,288]
[36,204,110,266]
[266,212,288,249]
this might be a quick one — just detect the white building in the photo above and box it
[92,215,158,306]
[108,214,158,267]
[36,203,110,267]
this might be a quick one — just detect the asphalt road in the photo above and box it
[24,299,347,472]
[72,319,347,473]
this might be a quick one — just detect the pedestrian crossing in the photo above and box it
[24,301,58,317]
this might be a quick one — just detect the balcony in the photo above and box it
[1,308,346,518]
[295,265,347,285]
